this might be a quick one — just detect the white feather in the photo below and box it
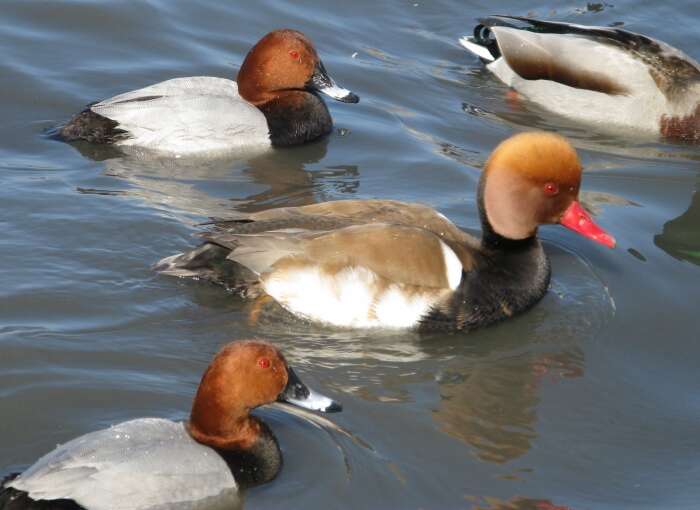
[8,418,239,510]
[263,266,444,329]
[439,240,463,290]
[458,36,495,62]
[91,77,271,155]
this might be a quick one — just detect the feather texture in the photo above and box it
[460,17,700,139]
[90,77,271,154]
[7,419,239,510]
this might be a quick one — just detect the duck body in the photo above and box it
[1,419,242,510]
[156,133,615,331]
[59,30,358,154]
[158,199,550,331]
[459,17,700,142]
[61,77,271,154]
[0,341,341,510]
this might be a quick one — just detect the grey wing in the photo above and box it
[91,77,270,152]
[8,418,238,510]
[92,77,241,106]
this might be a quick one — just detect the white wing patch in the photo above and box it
[439,240,463,290]
[458,36,495,62]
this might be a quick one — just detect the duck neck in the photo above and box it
[211,418,282,489]
[419,183,551,331]
[255,91,333,147]
[477,173,538,251]
[188,405,259,449]
[187,409,282,489]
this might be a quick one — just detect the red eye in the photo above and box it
[289,50,300,60]
[543,182,559,196]
[258,358,271,369]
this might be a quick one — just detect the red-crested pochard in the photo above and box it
[59,29,359,154]
[156,132,615,331]
[0,340,340,510]
[459,17,700,142]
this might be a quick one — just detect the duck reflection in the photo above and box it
[469,496,573,510]
[426,332,584,464]
[68,138,359,222]
[654,178,700,266]
[426,243,611,464]
[178,240,608,469]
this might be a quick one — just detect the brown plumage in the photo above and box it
[188,341,289,450]
[237,30,319,105]
[156,132,615,331]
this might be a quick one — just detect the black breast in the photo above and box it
[258,92,332,147]
[420,237,551,332]
[214,422,282,489]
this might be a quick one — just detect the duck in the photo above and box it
[155,132,616,331]
[59,29,359,154]
[459,16,700,142]
[0,340,341,510]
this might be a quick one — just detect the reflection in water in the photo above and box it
[655,182,700,266]
[429,247,613,464]
[433,344,584,464]
[468,496,573,510]
[68,138,359,223]
[578,191,639,217]
[185,245,613,469]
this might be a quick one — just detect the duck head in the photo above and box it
[188,340,340,449]
[481,132,615,248]
[237,29,359,105]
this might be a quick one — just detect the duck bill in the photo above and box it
[278,366,342,413]
[559,201,616,248]
[308,60,359,103]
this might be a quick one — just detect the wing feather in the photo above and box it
[91,77,270,153]
[8,419,238,510]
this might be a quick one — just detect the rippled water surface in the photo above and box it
[2,1,699,509]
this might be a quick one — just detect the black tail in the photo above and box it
[153,242,259,296]
[56,106,128,144]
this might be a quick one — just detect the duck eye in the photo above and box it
[258,358,271,369]
[543,182,559,196]
[289,50,300,60]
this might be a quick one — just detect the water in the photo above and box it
[1,1,699,509]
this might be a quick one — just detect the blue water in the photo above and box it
[1,1,699,509]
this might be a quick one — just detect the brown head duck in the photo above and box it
[156,132,615,331]
[1,340,340,510]
[59,29,359,154]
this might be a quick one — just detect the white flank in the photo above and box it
[263,266,440,329]
[373,286,433,328]
[458,36,495,62]
[440,240,463,290]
